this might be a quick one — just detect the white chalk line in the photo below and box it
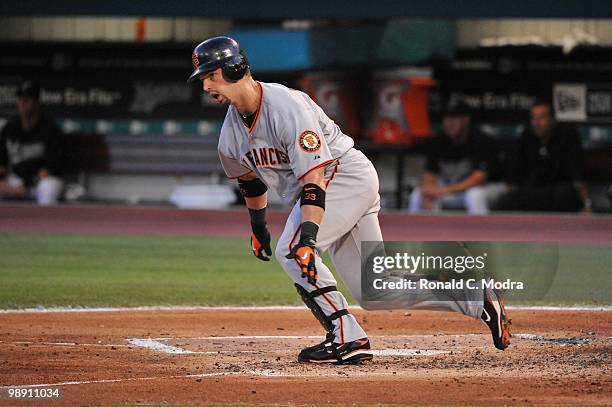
[1,341,131,348]
[127,338,195,354]
[0,368,407,389]
[0,339,261,354]
[508,305,611,311]
[373,349,451,356]
[0,334,460,348]
[125,339,261,355]
[138,333,483,341]
[144,335,324,341]
[0,304,609,313]
[0,372,234,389]
[128,332,600,356]
[4,331,592,351]
[0,305,311,313]
[0,332,545,350]
[126,337,454,357]
[514,334,548,341]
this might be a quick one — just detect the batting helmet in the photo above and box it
[187,36,249,83]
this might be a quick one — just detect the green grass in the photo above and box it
[472,241,611,305]
[536,243,611,305]
[0,232,351,308]
[0,233,609,308]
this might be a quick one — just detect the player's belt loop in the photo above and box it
[307,285,337,298]
[327,309,349,320]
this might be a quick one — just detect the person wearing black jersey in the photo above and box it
[0,81,64,205]
[496,100,590,213]
[409,103,502,214]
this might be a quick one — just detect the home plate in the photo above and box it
[372,349,452,356]
[128,339,195,354]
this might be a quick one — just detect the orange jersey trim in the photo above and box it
[227,170,254,180]
[325,160,340,189]
[244,81,264,134]
[298,159,335,181]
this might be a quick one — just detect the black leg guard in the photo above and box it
[295,283,349,339]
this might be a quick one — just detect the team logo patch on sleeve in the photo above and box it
[299,130,322,153]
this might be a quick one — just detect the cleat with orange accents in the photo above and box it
[298,337,373,365]
[482,288,512,350]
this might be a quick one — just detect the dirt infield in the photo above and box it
[1,308,610,406]
[2,203,612,241]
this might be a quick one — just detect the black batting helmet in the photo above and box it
[187,36,249,83]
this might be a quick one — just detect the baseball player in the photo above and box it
[188,36,511,364]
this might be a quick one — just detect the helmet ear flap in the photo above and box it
[221,54,249,83]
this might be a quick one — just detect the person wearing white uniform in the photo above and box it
[188,36,512,364]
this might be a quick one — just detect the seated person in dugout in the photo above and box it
[409,103,504,215]
[0,81,65,206]
[495,100,591,213]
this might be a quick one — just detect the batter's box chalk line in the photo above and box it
[1,304,610,313]
[126,338,261,355]
[126,336,453,357]
[513,333,598,345]
[1,369,409,389]
[0,372,237,389]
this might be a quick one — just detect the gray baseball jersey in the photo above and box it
[218,82,353,206]
[216,81,483,345]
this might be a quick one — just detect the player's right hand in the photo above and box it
[286,241,317,285]
[250,223,272,261]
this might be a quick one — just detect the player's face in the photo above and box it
[530,104,554,138]
[199,68,232,105]
[442,115,470,139]
[16,96,38,118]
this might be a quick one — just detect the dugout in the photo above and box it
[1,3,611,211]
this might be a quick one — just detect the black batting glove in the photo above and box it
[249,207,272,261]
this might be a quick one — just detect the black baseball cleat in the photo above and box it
[299,334,333,356]
[482,288,512,350]
[298,337,373,365]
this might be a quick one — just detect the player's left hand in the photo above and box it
[286,241,317,285]
[251,223,272,261]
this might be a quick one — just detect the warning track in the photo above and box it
[2,203,612,242]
